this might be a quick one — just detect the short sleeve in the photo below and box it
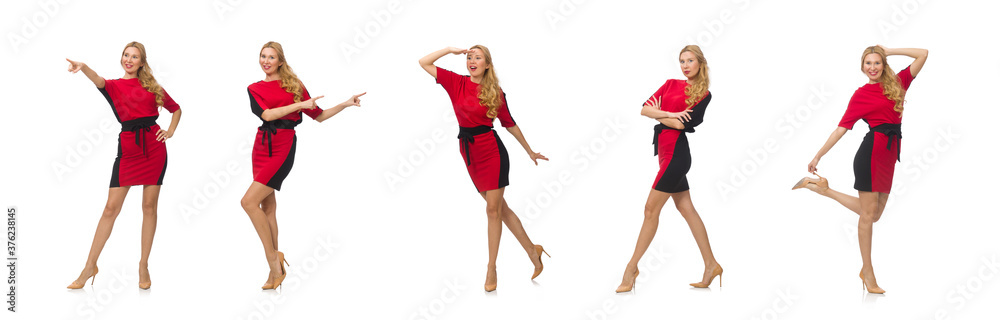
[498,92,516,128]
[897,66,915,90]
[248,87,266,119]
[161,89,180,113]
[436,67,462,99]
[643,80,670,107]
[98,79,118,101]
[300,86,323,120]
[838,98,865,130]
[682,92,711,132]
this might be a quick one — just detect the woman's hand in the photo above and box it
[66,59,85,73]
[343,92,366,107]
[448,47,469,55]
[808,157,820,175]
[155,129,173,142]
[877,44,892,55]
[529,151,549,166]
[300,95,324,110]
[667,110,693,122]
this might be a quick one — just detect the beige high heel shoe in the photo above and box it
[531,244,551,280]
[67,266,99,289]
[138,266,151,290]
[690,265,724,288]
[615,269,640,293]
[485,266,497,292]
[860,270,885,294]
[262,251,290,290]
[792,174,829,192]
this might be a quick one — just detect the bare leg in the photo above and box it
[259,191,278,288]
[262,192,278,250]
[482,188,505,290]
[477,194,542,269]
[240,182,281,282]
[805,181,891,222]
[69,187,131,287]
[617,189,672,291]
[138,185,160,287]
[672,190,721,284]
[858,191,884,292]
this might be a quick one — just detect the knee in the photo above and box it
[101,205,121,219]
[240,196,259,212]
[485,205,502,221]
[859,211,876,224]
[141,201,156,215]
[642,205,660,221]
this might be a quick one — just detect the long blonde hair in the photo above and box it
[261,41,305,103]
[470,45,502,118]
[861,46,905,113]
[680,45,710,108]
[123,41,164,106]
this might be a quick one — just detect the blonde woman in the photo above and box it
[793,45,927,294]
[616,45,722,293]
[242,41,365,290]
[419,45,549,292]
[66,42,182,290]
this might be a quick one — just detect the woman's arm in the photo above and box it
[657,118,686,130]
[419,47,468,79]
[879,45,928,77]
[504,125,548,165]
[315,92,366,123]
[808,126,848,174]
[156,109,182,142]
[260,96,322,121]
[66,59,106,88]
[640,97,693,121]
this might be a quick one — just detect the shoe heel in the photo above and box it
[541,248,551,258]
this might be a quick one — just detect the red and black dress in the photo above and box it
[838,66,915,194]
[247,80,323,191]
[436,67,516,193]
[645,79,711,193]
[98,78,180,188]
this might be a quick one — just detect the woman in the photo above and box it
[66,42,182,290]
[616,45,723,293]
[242,41,365,290]
[419,45,549,292]
[793,45,927,294]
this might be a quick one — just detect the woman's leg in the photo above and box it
[617,189,672,291]
[671,190,721,284]
[240,182,281,280]
[476,194,543,269]
[262,192,278,250]
[482,188,505,290]
[858,191,883,291]
[138,185,160,286]
[70,186,131,286]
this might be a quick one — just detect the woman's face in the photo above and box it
[260,47,282,76]
[121,47,142,75]
[466,48,488,78]
[862,53,884,82]
[679,51,699,79]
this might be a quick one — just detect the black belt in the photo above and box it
[457,125,494,166]
[258,119,299,157]
[120,116,158,159]
[870,123,902,162]
[652,123,680,156]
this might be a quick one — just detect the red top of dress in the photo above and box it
[838,66,915,130]
[100,78,180,121]
[436,67,516,128]
[248,80,323,121]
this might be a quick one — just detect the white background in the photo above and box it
[2,0,998,319]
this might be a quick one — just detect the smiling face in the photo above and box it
[121,47,142,75]
[679,51,700,79]
[260,47,282,77]
[466,48,488,79]
[862,53,884,83]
